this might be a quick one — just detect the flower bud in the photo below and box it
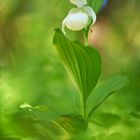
[69,0,87,7]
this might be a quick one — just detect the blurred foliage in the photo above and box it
[0,0,140,140]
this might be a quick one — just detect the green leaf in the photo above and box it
[56,114,88,134]
[91,112,122,128]
[53,29,101,100]
[70,132,94,140]
[87,75,129,116]
[20,104,60,121]
[4,137,21,140]
[87,0,104,13]
[107,132,125,140]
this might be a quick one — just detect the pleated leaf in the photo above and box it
[53,29,101,100]
[87,0,104,13]
[87,75,129,116]
[56,114,88,134]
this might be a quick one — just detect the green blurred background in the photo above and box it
[0,0,140,139]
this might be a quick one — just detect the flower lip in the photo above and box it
[69,0,87,7]
[65,12,89,31]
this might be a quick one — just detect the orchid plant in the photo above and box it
[21,0,129,139]
[53,0,128,119]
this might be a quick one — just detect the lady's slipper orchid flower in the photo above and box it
[62,0,96,34]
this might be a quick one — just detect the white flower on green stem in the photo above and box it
[62,0,96,34]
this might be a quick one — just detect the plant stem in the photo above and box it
[81,94,86,119]
[84,33,88,46]
[83,97,86,119]
[81,29,90,119]
[83,29,88,46]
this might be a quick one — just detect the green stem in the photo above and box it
[83,29,88,46]
[80,95,84,118]
[80,94,86,119]
[83,97,86,119]
[81,29,90,119]
[84,33,88,47]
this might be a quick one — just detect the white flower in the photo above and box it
[70,0,87,7]
[62,0,96,34]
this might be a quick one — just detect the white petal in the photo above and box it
[69,0,87,7]
[83,6,96,26]
[62,8,89,33]
[62,17,67,35]
[62,8,78,34]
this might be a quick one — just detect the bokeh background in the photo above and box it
[0,0,140,139]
